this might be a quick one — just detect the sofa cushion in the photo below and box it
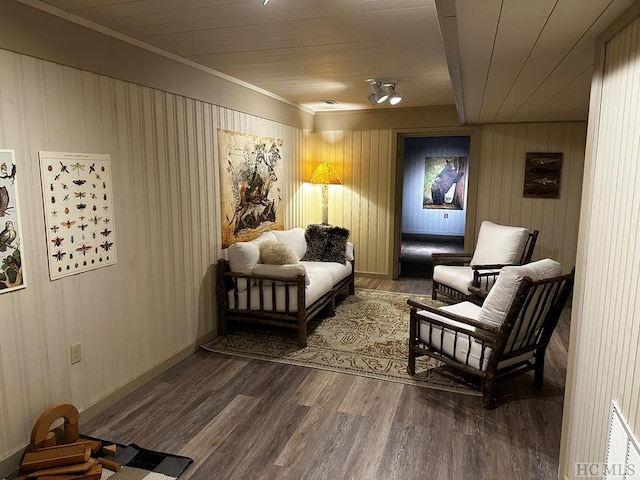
[301,224,350,264]
[470,221,530,267]
[478,258,562,328]
[259,241,299,265]
[302,260,352,285]
[252,263,310,285]
[272,227,307,259]
[226,231,277,291]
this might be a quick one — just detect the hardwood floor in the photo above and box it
[81,277,569,480]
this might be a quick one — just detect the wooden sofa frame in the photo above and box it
[216,258,355,348]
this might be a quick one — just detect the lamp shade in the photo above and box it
[308,161,342,185]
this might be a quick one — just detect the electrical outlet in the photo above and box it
[444,213,449,219]
[70,344,81,365]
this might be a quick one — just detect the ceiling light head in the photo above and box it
[367,78,401,106]
[370,81,388,104]
[385,84,402,105]
[263,0,269,4]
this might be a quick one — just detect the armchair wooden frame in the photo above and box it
[408,270,573,409]
[432,230,539,302]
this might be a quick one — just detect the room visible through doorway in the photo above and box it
[399,135,470,279]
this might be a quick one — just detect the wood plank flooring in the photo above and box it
[81,277,568,480]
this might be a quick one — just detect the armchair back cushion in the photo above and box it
[477,258,562,328]
[470,221,530,267]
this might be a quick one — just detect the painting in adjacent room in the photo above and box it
[0,149,26,293]
[39,151,117,280]
[423,156,467,210]
[218,129,284,248]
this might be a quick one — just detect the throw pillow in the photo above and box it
[259,241,299,265]
[301,224,350,264]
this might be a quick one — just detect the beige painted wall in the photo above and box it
[560,8,640,479]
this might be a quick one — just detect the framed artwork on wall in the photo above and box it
[423,156,467,210]
[39,151,117,280]
[0,149,26,294]
[218,129,284,248]
[523,152,562,198]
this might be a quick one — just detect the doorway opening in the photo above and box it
[398,135,471,279]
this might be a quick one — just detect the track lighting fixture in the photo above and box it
[367,79,402,106]
[263,0,269,4]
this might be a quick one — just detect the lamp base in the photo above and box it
[321,184,329,225]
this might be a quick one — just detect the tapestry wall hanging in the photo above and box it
[0,149,26,293]
[218,129,284,248]
[523,152,562,198]
[39,151,117,280]
[423,156,467,209]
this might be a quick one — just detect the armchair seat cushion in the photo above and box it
[416,301,491,371]
[433,265,475,295]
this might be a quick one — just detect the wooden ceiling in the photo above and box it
[32,0,637,122]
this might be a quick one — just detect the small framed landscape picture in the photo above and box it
[523,152,562,198]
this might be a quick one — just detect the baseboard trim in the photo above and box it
[0,330,217,478]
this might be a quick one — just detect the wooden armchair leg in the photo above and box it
[534,356,545,387]
[297,324,308,348]
[407,347,416,375]
[482,377,497,410]
[218,315,228,336]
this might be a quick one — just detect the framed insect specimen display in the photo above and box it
[0,149,26,294]
[39,151,117,280]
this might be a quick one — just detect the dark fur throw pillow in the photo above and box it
[301,224,350,264]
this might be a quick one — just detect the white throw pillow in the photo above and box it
[470,221,530,267]
[478,258,562,328]
[259,241,299,265]
[252,263,310,285]
[272,228,307,259]
[226,232,277,292]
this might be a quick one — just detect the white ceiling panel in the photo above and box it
[29,0,638,119]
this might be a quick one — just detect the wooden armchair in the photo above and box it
[432,221,538,302]
[408,259,574,409]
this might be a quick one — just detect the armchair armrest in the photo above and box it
[432,252,473,267]
[467,285,489,306]
[407,299,501,340]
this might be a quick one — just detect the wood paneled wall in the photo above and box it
[561,14,640,478]
[0,49,304,467]
[475,122,586,271]
[303,130,395,276]
[305,123,586,279]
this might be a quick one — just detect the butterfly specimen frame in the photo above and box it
[39,151,117,280]
[0,149,26,294]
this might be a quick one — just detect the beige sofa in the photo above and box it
[216,227,355,347]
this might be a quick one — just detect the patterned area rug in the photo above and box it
[202,289,480,395]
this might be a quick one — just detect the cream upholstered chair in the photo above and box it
[408,259,573,409]
[432,221,538,302]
